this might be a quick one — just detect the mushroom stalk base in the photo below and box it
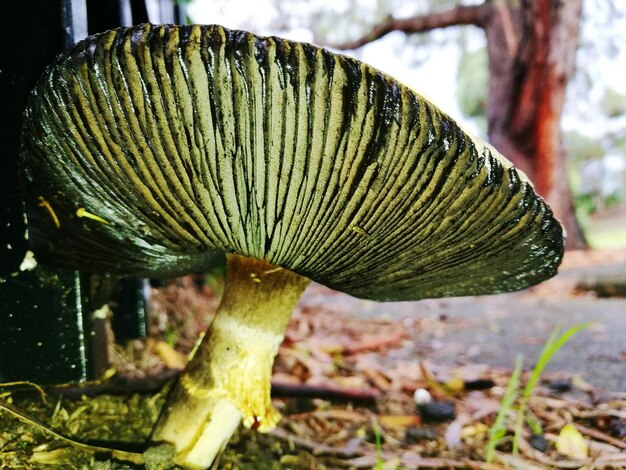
[150,254,310,469]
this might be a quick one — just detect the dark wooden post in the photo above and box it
[0,0,183,384]
[0,0,97,385]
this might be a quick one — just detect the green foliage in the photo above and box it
[456,47,488,118]
[564,131,604,164]
[456,45,488,133]
[601,87,626,118]
[486,323,592,463]
[565,130,626,217]
[486,355,523,462]
[373,419,385,470]
[575,193,597,216]
[605,192,624,208]
[513,323,593,450]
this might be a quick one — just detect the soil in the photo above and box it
[0,249,625,469]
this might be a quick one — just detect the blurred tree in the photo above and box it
[456,45,488,133]
[601,88,626,118]
[330,0,587,249]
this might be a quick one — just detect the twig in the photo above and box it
[343,330,405,354]
[331,4,489,50]
[0,401,144,465]
[594,453,626,467]
[573,402,626,420]
[0,381,48,403]
[390,454,502,470]
[270,427,364,458]
[495,452,546,470]
[286,408,372,423]
[45,369,179,400]
[362,368,392,391]
[271,382,380,404]
[45,372,379,405]
[575,423,626,449]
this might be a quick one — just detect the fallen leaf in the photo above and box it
[444,376,465,394]
[461,423,489,440]
[363,368,392,391]
[556,423,588,460]
[150,340,187,370]
[378,415,421,429]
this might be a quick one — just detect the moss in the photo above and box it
[0,391,324,469]
[0,392,159,469]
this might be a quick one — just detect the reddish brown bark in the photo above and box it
[333,0,587,249]
[486,0,585,248]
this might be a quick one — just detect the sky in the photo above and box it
[185,0,479,132]
[185,0,626,142]
[184,0,626,246]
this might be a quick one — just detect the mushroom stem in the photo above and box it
[150,253,310,468]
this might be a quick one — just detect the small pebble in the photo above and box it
[603,416,626,438]
[418,400,456,422]
[464,378,496,390]
[529,433,549,452]
[405,426,439,443]
[547,379,572,393]
[413,388,432,405]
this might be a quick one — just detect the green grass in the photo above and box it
[585,224,626,248]
[486,323,592,463]
[486,355,523,462]
[372,419,408,470]
[577,205,626,249]
[373,419,384,470]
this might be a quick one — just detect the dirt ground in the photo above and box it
[152,247,626,468]
[296,248,626,392]
[1,248,625,469]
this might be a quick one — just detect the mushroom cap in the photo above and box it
[21,24,563,301]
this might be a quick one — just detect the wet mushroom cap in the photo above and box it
[21,24,563,301]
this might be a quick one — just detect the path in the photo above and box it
[298,250,626,392]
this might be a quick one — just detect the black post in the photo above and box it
[0,0,184,384]
[0,0,98,384]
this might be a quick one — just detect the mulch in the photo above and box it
[1,249,625,468]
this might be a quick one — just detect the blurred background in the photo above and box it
[1,4,624,465]
[178,0,626,250]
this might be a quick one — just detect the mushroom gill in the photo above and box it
[21,24,563,468]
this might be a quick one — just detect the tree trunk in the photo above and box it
[484,0,586,249]
[332,0,588,249]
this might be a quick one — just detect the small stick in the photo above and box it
[271,382,380,404]
[43,370,179,400]
[575,423,626,449]
[343,330,405,354]
[270,427,363,458]
[38,372,379,405]
[0,401,144,465]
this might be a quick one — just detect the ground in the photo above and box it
[0,249,625,468]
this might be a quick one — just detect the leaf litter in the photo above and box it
[1,250,625,469]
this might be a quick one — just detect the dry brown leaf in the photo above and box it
[148,340,187,370]
[378,415,421,429]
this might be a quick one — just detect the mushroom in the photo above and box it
[21,24,563,468]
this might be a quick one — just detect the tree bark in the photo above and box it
[484,0,586,248]
[329,4,489,50]
[333,0,587,249]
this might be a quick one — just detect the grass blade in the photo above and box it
[513,322,593,453]
[486,354,523,463]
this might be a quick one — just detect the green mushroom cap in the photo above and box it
[21,23,563,302]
